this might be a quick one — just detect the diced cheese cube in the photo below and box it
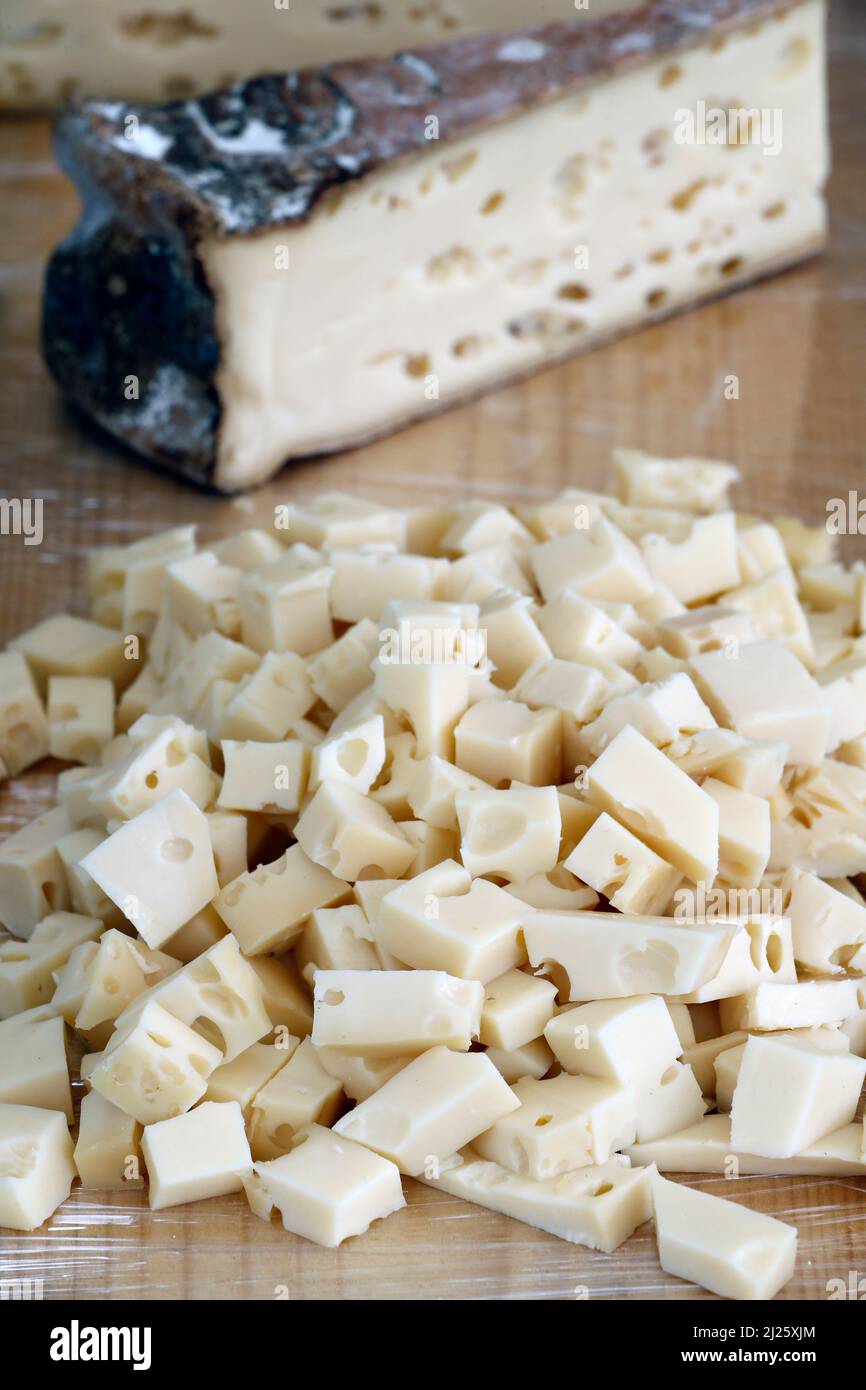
[0,1103,76,1230]
[730,1034,866,1158]
[311,969,482,1056]
[249,1038,343,1160]
[0,806,71,938]
[480,970,557,1052]
[246,1123,405,1248]
[545,995,681,1088]
[0,1014,71,1120]
[635,1063,707,1143]
[0,651,49,776]
[218,738,309,812]
[474,1072,636,1179]
[215,843,348,955]
[90,1000,222,1124]
[456,784,560,881]
[564,812,680,916]
[454,698,561,787]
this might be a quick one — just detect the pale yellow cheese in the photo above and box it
[473,1073,636,1179]
[730,1034,866,1157]
[311,969,482,1057]
[0,1103,76,1231]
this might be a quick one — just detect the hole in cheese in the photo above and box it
[160,836,194,862]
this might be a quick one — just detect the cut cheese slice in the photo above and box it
[43,0,829,490]
[627,1114,866,1176]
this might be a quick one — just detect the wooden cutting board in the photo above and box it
[0,0,864,1300]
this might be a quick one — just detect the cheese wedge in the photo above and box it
[43,0,829,490]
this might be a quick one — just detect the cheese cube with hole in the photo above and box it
[454,699,561,788]
[729,1034,866,1158]
[782,866,866,974]
[650,1171,797,1300]
[296,904,379,981]
[89,727,219,822]
[246,1124,405,1248]
[79,789,218,948]
[308,716,385,795]
[719,979,861,1033]
[700,777,771,890]
[424,1151,651,1254]
[656,606,755,659]
[635,1063,707,1143]
[564,813,680,916]
[0,1014,71,1120]
[219,651,314,741]
[378,860,528,983]
[0,806,71,938]
[407,755,490,832]
[218,738,309,813]
[586,725,718,884]
[56,929,180,1033]
[47,676,114,765]
[455,784,560,882]
[249,1039,343,1161]
[0,651,49,776]
[74,1091,143,1190]
[544,995,681,1089]
[294,781,414,880]
[333,1046,520,1177]
[165,552,241,637]
[480,970,558,1052]
[90,1000,221,1124]
[312,969,482,1056]
[373,659,469,760]
[306,619,381,714]
[474,1073,636,1179]
[525,912,736,1002]
[141,1101,252,1209]
[639,513,740,606]
[9,614,133,694]
[576,673,717,761]
[215,843,348,955]
[671,915,795,1005]
[690,640,831,768]
[0,910,102,1018]
[113,936,271,1063]
[0,1104,76,1231]
[530,516,654,605]
[612,452,739,514]
[367,731,420,820]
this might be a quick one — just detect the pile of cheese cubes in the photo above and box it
[2,449,866,1300]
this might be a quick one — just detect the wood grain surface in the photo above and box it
[0,0,864,1300]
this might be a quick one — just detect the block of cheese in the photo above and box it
[295,782,414,881]
[455,784,561,881]
[650,1171,797,1300]
[691,640,831,768]
[423,1150,651,1253]
[52,930,179,1039]
[378,861,528,983]
[112,936,271,1063]
[719,979,861,1033]
[0,805,71,938]
[246,1123,405,1248]
[480,970,558,1053]
[218,738,309,813]
[204,1042,287,1116]
[90,999,222,1124]
[311,969,482,1057]
[43,0,828,490]
[9,614,134,694]
[782,866,866,974]
[0,651,49,776]
[80,789,218,947]
[296,904,379,982]
[485,1038,555,1085]
[628,1113,866,1176]
[454,701,561,788]
[670,914,796,1006]
[314,1050,412,1105]
[248,1038,344,1161]
[56,828,125,927]
[585,725,719,884]
[700,778,771,889]
[141,1101,252,1209]
[0,1013,71,1121]
[730,1034,866,1158]
[74,1090,143,1190]
[635,1063,707,1144]
[47,675,115,765]
[525,912,735,1001]
[247,955,313,1039]
[564,813,680,916]
[715,1028,852,1111]
[545,996,681,1089]
[333,1046,519,1177]
[89,726,219,822]
[0,910,102,1018]
[0,1104,76,1231]
[215,842,348,955]
[473,1073,636,1180]
[576,672,717,761]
